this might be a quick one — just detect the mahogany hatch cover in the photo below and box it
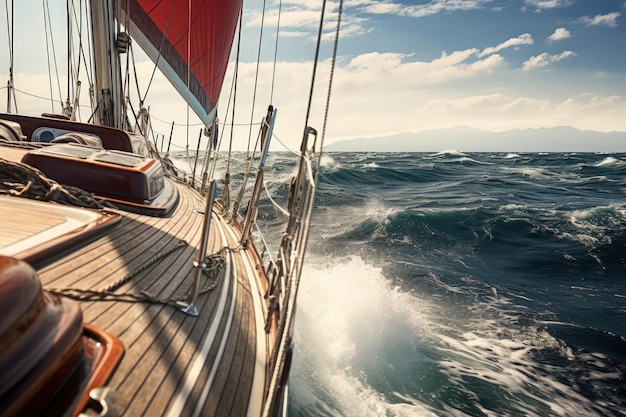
[22,143,165,203]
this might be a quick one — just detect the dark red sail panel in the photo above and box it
[122,0,242,123]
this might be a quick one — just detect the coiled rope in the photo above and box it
[0,157,112,209]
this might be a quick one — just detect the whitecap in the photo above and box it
[362,162,380,169]
[293,256,436,417]
[504,166,549,179]
[594,156,626,167]
[430,149,467,157]
[320,152,341,171]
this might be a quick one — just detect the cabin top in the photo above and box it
[0,113,149,156]
[0,114,179,216]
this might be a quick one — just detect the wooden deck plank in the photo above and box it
[142,279,235,417]
[40,194,194,289]
[200,251,256,417]
[158,245,241,417]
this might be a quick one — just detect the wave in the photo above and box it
[594,156,626,167]
[428,152,492,165]
[579,156,626,177]
[318,163,437,191]
[429,150,467,157]
[319,201,626,279]
[284,152,626,416]
[319,152,342,172]
[291,256,437,417]
[291,254,625,417]
[432,295,623,417]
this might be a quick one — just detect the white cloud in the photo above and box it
[246,7,321,31]
[324,80,626,142]
[579,12,621,28]
[340,49,504,89]
[501,96,551,113]
[522,50,575,71]
[245,1,371,41]
[362,0,495,18]
[547,27,571,42]
[523,0,573,10]
[5,55,625,152]
[480,34,534,57]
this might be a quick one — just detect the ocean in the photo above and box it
[175,150,626,416]
[285,152,626,417]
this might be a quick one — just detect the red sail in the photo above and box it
[121,0,242,123]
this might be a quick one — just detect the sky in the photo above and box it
[1,0,625,151]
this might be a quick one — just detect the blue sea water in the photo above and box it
[282,151,626,417]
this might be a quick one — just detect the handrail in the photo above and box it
[261,123,319,416]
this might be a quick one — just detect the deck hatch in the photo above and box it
[0,196,121,265]
[22,143,165,202]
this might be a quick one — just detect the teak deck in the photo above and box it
[0,146,271,417]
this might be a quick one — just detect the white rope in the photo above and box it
[262,179,289,216]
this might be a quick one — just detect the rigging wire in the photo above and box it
[318,0,343,153]
[131,44,143,110]
[302,0,343,246]
[69,0,89,119]
[3,1,12,72]
[66,0,70,105]
[42,0,56,112]
[3,0,18,112]
[85,0,95,118]
[66,0,84,119]
[50,0,63,107]
[72,2,91,89]
[302,3,325,130]
[185,0,192,171]
[269,0,282,104]
[227,12,243,176]
[140,0,176,105]
[271,131,299,155]
[247,0,269,154]
[215,9,244,209]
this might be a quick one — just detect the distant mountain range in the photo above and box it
[325,126,626,152]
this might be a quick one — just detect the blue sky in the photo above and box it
[1,0,625,150]
[235,0,626,148]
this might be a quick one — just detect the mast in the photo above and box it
[89,0,123,127]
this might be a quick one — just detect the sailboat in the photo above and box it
[0,0,342,416]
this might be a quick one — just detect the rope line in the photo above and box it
[262,179,289,216]
[98,239,189,294]
[47,244,229,306]
[0,158,112,209]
